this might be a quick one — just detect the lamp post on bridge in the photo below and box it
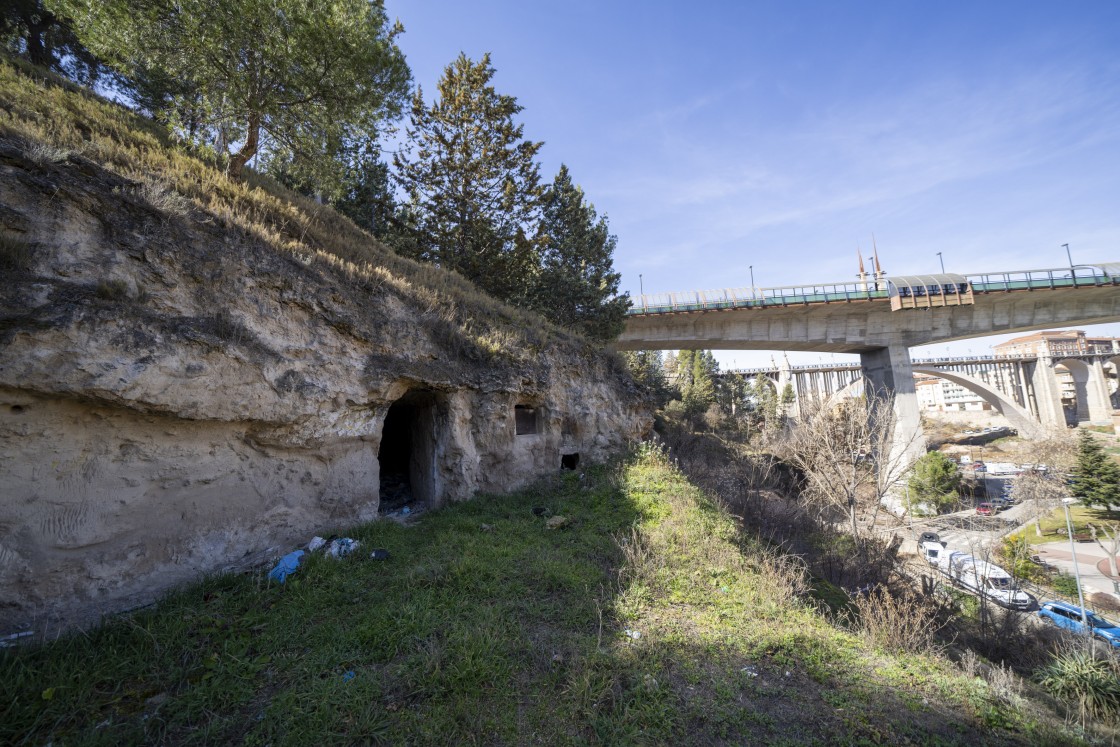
[936,252,945,273]
[750,265,755,297]
[639,274,643,297]
[1063,243,1073,269]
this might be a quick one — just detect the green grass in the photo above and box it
[0,448,1078,745]
[1085,426,1116,435]
[1017,503,1120,537]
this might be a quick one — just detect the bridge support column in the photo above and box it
[859,344,926,477]
[1030,356,1068,430]
[1087,360,1115,425]
[1015,362,1034,416]
[777,357,800,419]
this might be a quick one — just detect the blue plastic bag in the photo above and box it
[268,550,305,584]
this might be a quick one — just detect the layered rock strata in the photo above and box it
[0,143,649,632]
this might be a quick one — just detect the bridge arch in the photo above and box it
[911,367,1044,438]
[821,376,866,412]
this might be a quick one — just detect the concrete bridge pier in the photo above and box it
[1030,355,1068,430]
[859,344,926,478]
[1085,359,1114,425]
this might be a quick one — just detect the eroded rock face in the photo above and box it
[0,144,651,632]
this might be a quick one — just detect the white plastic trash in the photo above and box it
[327,538,360,558]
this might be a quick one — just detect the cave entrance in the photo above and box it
[378,389,441,514]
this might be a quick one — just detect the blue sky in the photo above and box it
[383,1,1120,366]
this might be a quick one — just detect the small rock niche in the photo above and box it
[514,404,538,435]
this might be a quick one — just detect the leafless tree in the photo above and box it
[778,393,917,549]
[1088,522,1120,579]
[1012,435,1076,537]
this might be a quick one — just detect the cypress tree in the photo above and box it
[394,53,543,305]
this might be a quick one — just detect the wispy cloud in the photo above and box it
[605,60,1120,292]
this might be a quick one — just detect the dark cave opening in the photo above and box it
[378,389,439,513]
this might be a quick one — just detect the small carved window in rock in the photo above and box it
[561,453,580,470]
[515,405,538,435]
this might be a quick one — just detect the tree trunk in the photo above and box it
[849,498,860,547]
[25,17,50,68]
[227,112,261,180]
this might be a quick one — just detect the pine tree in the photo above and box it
[3,0,103,83]
[1071,430,1120,511]
[779,382,796,415]
[56,0,411,179]
[394,53,543,305]
[334,150,396,239]
[715,372,748,416]
[620,350,670,402]
[265,140,401,242]
[677,349,718,415]
[906,451,961,515]
[530,165,629,340]
[750,374,778,427]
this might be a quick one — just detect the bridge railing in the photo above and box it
[632,279,889,314]
[965,264,1119,293]
[723,352,1115,378]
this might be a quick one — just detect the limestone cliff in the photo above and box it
[0,69,650,633]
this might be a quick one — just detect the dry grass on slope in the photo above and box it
[0,58,583,364]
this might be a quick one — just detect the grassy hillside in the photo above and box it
[0,57,579,363]
[0,446,1075,745]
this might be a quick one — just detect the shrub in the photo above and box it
[906,451,961,515]
[1090,593,1120,613]
[850,587,947,655]
[996,535,1049,584]
[1051,573,1081,598]
[1035,649,1120,726]
[140,180,192,218]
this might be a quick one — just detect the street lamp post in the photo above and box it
[1063,498,1090,630]
[750,265,755,298]
[1063,243,1073,269]
[639,274,643,297]
[936,252,945,273]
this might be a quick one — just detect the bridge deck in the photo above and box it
[628,265,1119,316]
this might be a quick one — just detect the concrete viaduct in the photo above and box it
[616,263,1120,465]
[721,352,1120,439]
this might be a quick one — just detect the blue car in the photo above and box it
[1038,601,1120,647]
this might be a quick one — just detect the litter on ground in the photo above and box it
[268,550,305,584]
